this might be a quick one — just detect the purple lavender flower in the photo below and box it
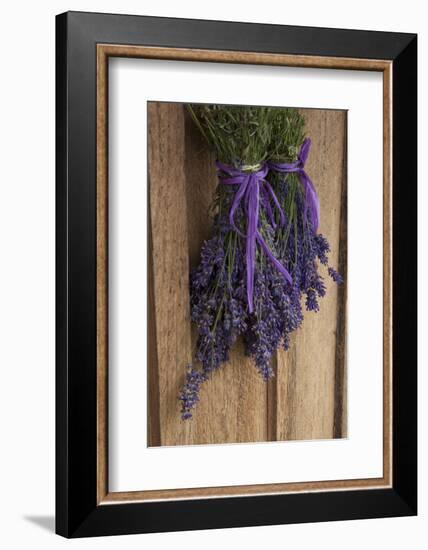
[189,211,249,378]
[179,365,207,420]
[328,266,344,284]
[305,288,320,312]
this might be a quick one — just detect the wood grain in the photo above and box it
[147,103,193,446]
[148,104,347,446]
[100,44,390,72]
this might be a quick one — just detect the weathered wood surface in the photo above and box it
[148,103,347,446]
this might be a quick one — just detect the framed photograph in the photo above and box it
[56,11,417,537]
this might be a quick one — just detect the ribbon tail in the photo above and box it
[228,177,248,237]
[256,231,293,285]
[245,177,259,313]
[260,185,276,228]
[263,180,286,227]
[246,234,255,313]
[301,172,320,232]
[299,138,312,165]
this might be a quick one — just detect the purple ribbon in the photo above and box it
[268,138,320,232]
[216,161,292,313]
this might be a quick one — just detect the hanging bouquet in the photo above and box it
[180,104,343,420]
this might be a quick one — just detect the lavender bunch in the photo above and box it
[180,105,342,420]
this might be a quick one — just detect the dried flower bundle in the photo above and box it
[180,104,342,419]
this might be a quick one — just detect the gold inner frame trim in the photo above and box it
[96,43,393,504]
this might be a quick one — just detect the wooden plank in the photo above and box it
[147,103,193,446]
[148,103,347,446]
[272,109,347,441]
[147,201,161,446]
[334,115,348,439]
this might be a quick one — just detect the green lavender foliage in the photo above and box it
[187,104,271,168]
[187,103,305,168]
[268,106,305,162]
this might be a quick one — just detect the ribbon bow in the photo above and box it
[216,161,292,313]
[269,138,320,232]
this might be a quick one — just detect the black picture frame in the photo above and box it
[56,11,417,538]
